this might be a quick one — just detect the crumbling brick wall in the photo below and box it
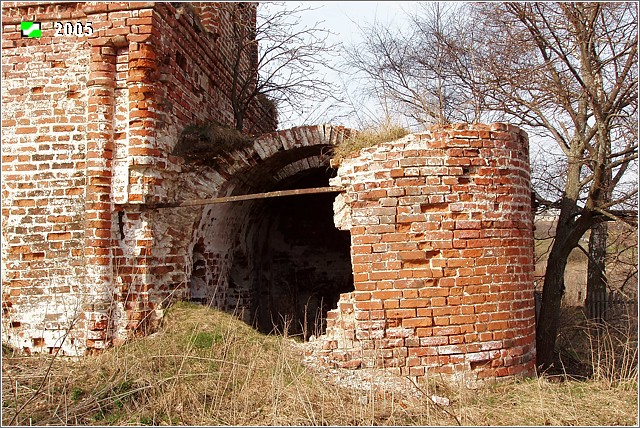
[2,2,536,383]
[315,123,536,382]
[1,1,276,354]
[2,1,93,354]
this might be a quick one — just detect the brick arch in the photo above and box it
[108,124,355,345]
[177,125,352,197]
[1,1,536,385]
[0,0,356,358]
[180,125,355,333]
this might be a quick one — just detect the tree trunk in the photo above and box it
[536,208,594,370]
[585,221,608,321]
[536,236,571,370]
[235,109,245,131]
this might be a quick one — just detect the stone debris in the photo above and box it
[292,340,425,402]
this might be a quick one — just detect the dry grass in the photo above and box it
[555,305,639,382]
[331,125,409,165]
[454,376,637,426]
[2,302,638,426]
[172,121,251,164]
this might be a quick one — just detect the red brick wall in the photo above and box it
[2,2,536,383]
[316,123,536,382]
[2,1,92,355]
[1,1,276,354]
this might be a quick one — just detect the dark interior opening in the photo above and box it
[189,162,355,340]
[189,238,207,304]
[248,168,354,340]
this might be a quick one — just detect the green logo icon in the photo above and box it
[21,22,42,38]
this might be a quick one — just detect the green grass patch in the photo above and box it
[70,387,85,402]
[191,331,220,349]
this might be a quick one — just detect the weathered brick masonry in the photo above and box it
[315,124,536,381]
[2,1,278,354]
[2,2,536,381]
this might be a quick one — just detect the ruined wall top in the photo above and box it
[318,123,536,383]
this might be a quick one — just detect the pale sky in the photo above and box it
[269,2,638,199]
[268,1,421,130]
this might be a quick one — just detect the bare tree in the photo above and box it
[463,2,638,370]
[214,2,338,132]
[586,108,638,322]
[344,1,638,371]
[343,2,492,129]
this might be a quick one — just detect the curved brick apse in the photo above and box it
[314,123,536,382]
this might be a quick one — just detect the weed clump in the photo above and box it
[332,125,409,165]
[172,121,251,164]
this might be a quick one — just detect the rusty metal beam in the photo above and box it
[149,186,344,208]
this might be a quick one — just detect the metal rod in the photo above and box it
[149,186,344,208]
